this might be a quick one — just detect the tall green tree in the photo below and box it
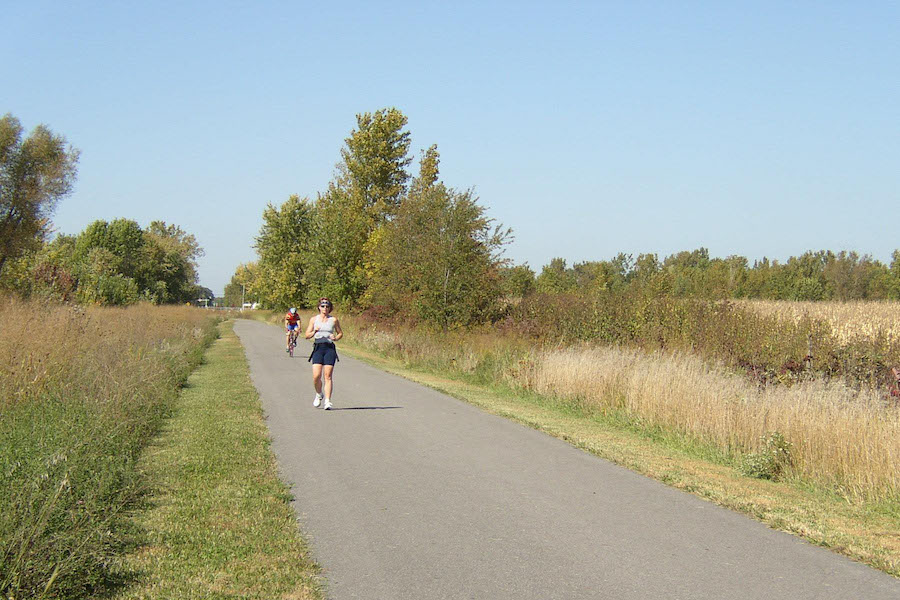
[304,108,414,306]
[888,250,900,299]
[144,220,204,301]
[366,147,511,327]
[499,264,536,299]
[413,144,440,192]
[224,262,260,307]
[73,219,145,294]
[254,195,314,308]
[305,183,371,306]
[535,258,576,294]
[0,114,79,276]
[64,218,204,305]
[340,107,412,221]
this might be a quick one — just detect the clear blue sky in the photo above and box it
[3,1,898,295]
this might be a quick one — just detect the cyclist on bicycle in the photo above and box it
[284,307,301,353]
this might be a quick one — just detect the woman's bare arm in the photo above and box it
[304,316,317,339]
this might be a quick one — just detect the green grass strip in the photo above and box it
[111,321,323,599]
[339,340,900,578]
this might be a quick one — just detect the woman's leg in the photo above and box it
[322,365,334,399]
[312,363,323,395]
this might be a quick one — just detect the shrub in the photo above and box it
[502,289,900,389]
[740,432,794,480]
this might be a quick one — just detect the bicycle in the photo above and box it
[287,328,299,357]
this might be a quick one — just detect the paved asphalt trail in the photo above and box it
[234,320,898,599]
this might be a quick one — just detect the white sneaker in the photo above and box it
[313,394,322,408]
[323,399,333,410]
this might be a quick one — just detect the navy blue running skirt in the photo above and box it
[309,341,338,365]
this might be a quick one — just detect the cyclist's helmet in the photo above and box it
[289,307,297,314]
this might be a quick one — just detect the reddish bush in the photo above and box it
[32,262,76,302]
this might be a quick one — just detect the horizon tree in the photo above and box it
[366,146,511,327]
[253,195,315,308]
[304,108,414,306]
[340,107,412,222]
[0,114,79,277]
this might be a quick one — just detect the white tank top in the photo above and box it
[314,315,335,340]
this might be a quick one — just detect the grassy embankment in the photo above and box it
[110,320,322,599]
[333,299,900,576]
[0,301,321,599]
[0,300,218,598]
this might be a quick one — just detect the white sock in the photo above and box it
[315,392,323,399]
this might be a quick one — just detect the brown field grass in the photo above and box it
[524,346,900,500]
[339,340,900,576]
[0,298,219,598]
[0,300,215,410]
[743,299,900,346]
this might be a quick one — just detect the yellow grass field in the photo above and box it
[347,300,900,502]
[522,345,900,500]
[742,299,900,345]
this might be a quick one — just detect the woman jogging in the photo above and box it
[305,297,343,410]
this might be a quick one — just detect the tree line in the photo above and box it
[512,247,900,301]
[227,108,510,328]
[232,107,900,327]
[0,113,209,305]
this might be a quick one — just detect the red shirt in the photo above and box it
[285,312,300,325]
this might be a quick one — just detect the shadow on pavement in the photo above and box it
[328,406,403,411]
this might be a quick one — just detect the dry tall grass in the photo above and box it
[743,300,900,345]
[1,301,212,409]
[523,346,900,500]
[0,298,219,598]
[347,317,900,502]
